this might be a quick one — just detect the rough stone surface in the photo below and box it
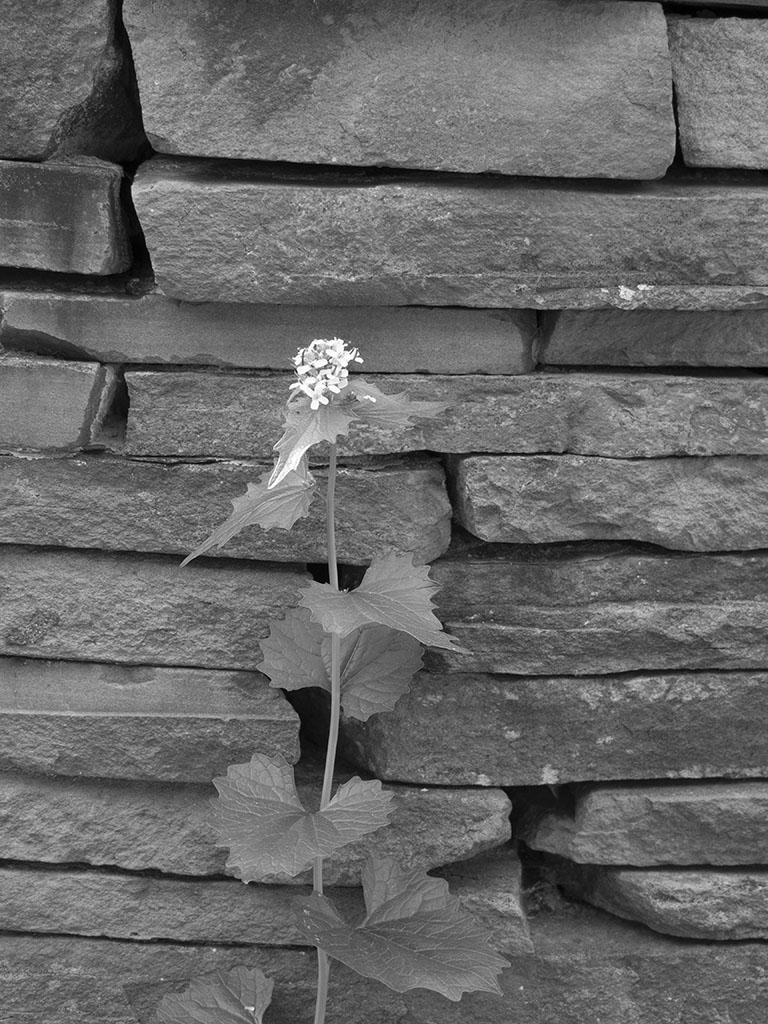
[0,546,306,670]
[453,453,768,551]
[124,0,673,178]
[670,18,768,169]
[539,307,768,366]
[562,864,768,940]
[5,904,768,1024]
[0,355,110,451]
[518,780,768,866]
[328,669,768,786]
[0,657,299,781]
[0,453,451,565]
[0,288,535,372]
[132,158,768,305]
[0,159,131,274]
[125,369,768,458]
[0,757,511,881]
[1,0,145,162]
[428,542,768,676]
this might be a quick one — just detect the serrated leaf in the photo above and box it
[293,855,508,1001]
[270,400,354,488]
[350,377,448,429]
[181,466,315,566]
[299,553,463,652]
[153,966,273,1024]
[258,607,423,720]
[211,753,393,881]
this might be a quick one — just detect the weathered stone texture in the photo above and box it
[519,780,768,866]
[132,158,768,305]
[1,0,144,161]
[0,546,306,669]
[0,289,535,373]
[540,308,768,366]
[125,369,768,459]
[0,761,510,881]
[0,453,451,564]
[124,0,673,178]
[331,669,768,786]
[563,865,768,940]
[454,453,768,551]
[0,355,110,451]
[670,18,768,169]
[0,657,299,781]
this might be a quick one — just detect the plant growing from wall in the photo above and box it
[153,339,508,1024]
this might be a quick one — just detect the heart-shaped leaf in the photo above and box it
[182,466,315,566]
[299,553,463,652]
[153,966,273,1024]
[258,607,423,720]
[270,401,354,488]
[293,856,508,1001]
[212,753,393,881]
[350,378,448,428]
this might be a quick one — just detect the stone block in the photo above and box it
[0,546,306,669]
[0,354,110,450]
[670,17,768,169]
[0,657,299,781]
[0,159,130,274]
[124,0,674,178]
[0,453,451,565]
[0,288,535,372]
[539,308,768,366]
[1,0,144,162]
[125,369,768,459]
[453,453,768,551]
[132,158,768,305]
[562,864,768,940]
[518,780,768,866]
[0,757,511,881]
[332,669,768,786]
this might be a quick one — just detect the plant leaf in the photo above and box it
[299,553,464,651]
[350,377,448,429]
[153,966,274,1024]
[270,400,354,488]
[211,753,393,881]
[258,607,423,720]
[293,856,508,1001]
[182,466,315,566]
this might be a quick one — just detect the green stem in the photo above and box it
[312,443,341,1024]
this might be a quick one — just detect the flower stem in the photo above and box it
[312,443,341,1024]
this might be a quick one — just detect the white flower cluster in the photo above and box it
[289,337,363,410]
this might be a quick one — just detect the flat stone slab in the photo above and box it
[124,0,673,178]
[0,757,510,881]
[125,369,768,458]
[540,308,768,366]
[331,669,768,786]
[429,542,768,676]
[562,865,768,940]
[453,453,768,551]
[0,546,306,670]
[0,354,111,451]
[0,159,131,274]
[132,159,768,305]
[670,17,768,169]
[0,657,299,781]
[0,453,451,564]
[0,288,535,372]
[518,780,768,866]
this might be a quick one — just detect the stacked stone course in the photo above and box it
[3,1,768,1021]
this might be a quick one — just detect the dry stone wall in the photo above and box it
[3,2,768,1021]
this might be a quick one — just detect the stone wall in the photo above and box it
[3,1,768,1021]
